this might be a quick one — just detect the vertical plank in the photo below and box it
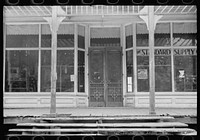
[148,6,156,115]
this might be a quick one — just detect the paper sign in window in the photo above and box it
[70,75,75,81]
[138,69,148,79]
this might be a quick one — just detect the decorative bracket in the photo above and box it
[43,6,66,33]
[139,6,163,31]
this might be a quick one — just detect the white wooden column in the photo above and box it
[148,6,156,115]
[44,6,65,114]
[139,6,162,115]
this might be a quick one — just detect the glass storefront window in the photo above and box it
[90,27,120,47]
[174,48,197,92]
[41,50,51,92]
[6,25,39,48]
[126,50,133,92]
[125,24,133,49]
[78,51,85,92]
[57,24,74,48]
[155,23,170,46]
[137,49,149,92]
[173,22,197,46]
[136,23,149,47]
[78,25,85,49]
[41,24,51,48]
[57,50,74,92]
[5,50,38,92]
[155,49,172,92]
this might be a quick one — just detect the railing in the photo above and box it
[62,5,144,15]
[3,5,196,17]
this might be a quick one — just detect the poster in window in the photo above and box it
[178,70,185,78]
[138,69,148,79]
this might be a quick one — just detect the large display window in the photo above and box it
[5,50,38,92]
[174,49,197,92]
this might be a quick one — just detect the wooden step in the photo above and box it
[33,116,174,123]
[17,122,188,128]
[9,128,196,135]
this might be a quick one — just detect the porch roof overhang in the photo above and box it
[3,6,197,24]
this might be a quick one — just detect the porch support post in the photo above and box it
[139,6,162,115]
[44,6,65,115]
[148,6,156,115]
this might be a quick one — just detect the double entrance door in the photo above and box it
[89,47,123,107]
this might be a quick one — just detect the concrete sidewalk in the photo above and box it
[3,107,197,117]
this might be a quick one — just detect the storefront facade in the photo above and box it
[3,6,197,109]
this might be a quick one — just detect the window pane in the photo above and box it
[155,49,172,91]
[125,24,133,49]
[155,23,170,46]
[173,22,197,46]
[41,24,51,48]
[136,23,149,47]
[90,27,120,47]
[137,49,149,92]
[174,49,197,92]
[6,25,39,48]
[5,50,38,92]
[78,25,85,49]
[57,24,74,48]
[41,50,51,92]
[126,50,133,92]
[57,50,74,92]
[78,51,85,92]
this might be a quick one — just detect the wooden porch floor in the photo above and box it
[4,107,196,117]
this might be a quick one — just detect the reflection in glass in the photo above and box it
[78,25,85,49]
[6,25,39,48]
[174,56,197,92]
[57,50,74,92]
[41,50,51,92]
[155,23,170,46]
[137,55,149,92]
[173,23,197,46]
[78,51,85,92]
[5,50,38,92]
[125,24,133,49]
[41,24,51,48]
[155,56,172,92]
[57,24,74,48]
[126,51,133,92]
[136,23,149,47]
[90,27,120,47]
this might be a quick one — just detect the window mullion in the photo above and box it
[171,22,175,92]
